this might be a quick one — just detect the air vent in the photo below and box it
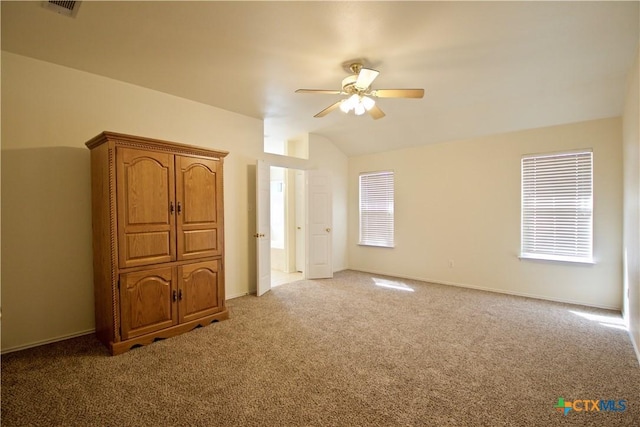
[42,1,81,18]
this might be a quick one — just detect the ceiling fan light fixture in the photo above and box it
[362,96,375,111]
[340,94,359,113]
[339,94,375,116]
[339,99,351,113]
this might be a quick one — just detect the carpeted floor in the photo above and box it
[2,270,639,426]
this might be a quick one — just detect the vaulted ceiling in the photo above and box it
[2,1,638,156]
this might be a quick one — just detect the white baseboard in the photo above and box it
[3,273,629,357]
[226,292,249,300]
[349,268,621,311]
[1,328,95,355]
[1,293,250,354]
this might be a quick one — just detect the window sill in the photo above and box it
[519,253,595,265]
[358,243,395,249]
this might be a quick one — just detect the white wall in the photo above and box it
[622,45,640,361]
[0,52,348,352]
[349,118,623,309]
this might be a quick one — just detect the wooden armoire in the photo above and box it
[86,132,229,355]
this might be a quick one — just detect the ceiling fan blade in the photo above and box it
[296,89,342,95]
[314,101,342,118]
[367,104,386,120]
[355,68,379,90]
[371,89,425,98]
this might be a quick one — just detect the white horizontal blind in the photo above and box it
[521,150,593,263]
[359,171,394,247]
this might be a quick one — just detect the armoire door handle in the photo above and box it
[177,202,182,214]
[170,201,175,215]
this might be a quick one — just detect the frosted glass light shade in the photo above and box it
[362,96,375,110]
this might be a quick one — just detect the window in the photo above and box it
[359,171,394,247]
[521,150,593,263]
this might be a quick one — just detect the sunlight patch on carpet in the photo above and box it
[569,310,628,331]
[373,277,415,292]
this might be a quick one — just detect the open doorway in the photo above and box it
[270,166,305,287]
[256,161,333,296]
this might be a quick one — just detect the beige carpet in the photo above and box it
[2,270,639,426]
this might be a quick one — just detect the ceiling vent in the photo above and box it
[42,1,81,18]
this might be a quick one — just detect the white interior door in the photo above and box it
[306,170,333,279]
[295,171,305,273]
[256,160,271,296]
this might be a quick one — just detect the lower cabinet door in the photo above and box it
[178,260,224,323]
[120,266,178,340]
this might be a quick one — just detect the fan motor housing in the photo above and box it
[341,75,359,94]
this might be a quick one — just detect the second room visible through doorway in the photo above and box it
[270,166,305,287]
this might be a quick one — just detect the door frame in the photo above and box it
[255,161,333,295]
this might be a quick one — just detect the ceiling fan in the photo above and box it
[295,63,424,120]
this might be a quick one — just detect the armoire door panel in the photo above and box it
[176,156,223,260]
[183,229,218,254]
[181,164,217,224]
[117,148,176,268]
[124,231,172,263]
[120,267,178,340]
[178,260,223,323]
